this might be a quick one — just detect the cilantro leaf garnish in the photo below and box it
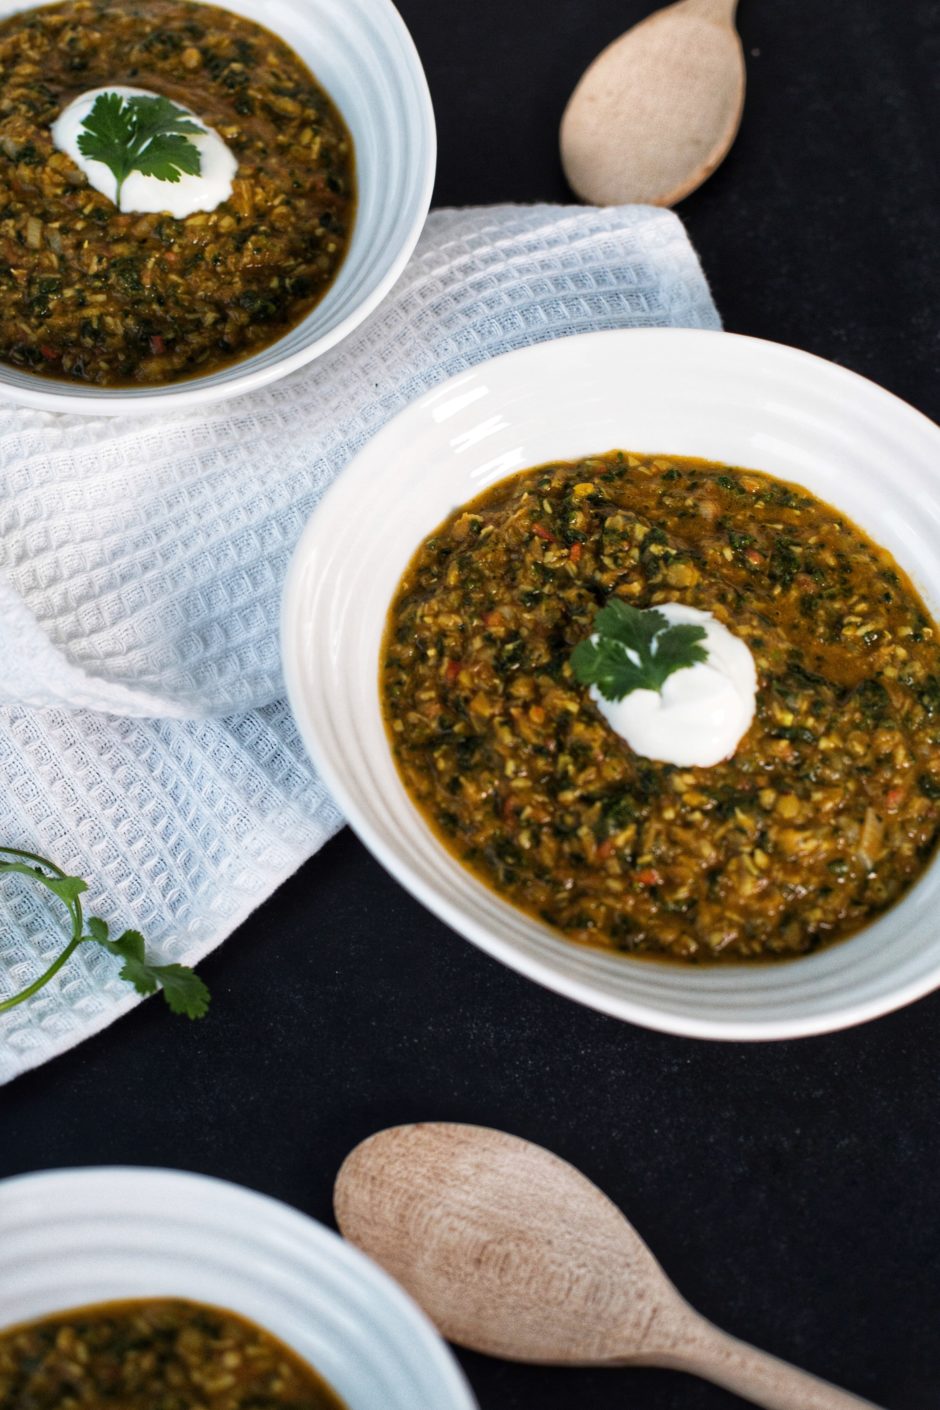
[93,925,211,1019]
[570,599,708,700]
[76,92,203,208]
[0,847,209,1018]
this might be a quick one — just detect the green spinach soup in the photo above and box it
[381,451,940,961]
[0,1298,348,1409]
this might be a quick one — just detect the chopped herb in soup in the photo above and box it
[0,1298,348,1409]
[0,0,355,386]
[381,452,940,961]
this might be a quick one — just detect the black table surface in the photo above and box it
[2,2,939,1407]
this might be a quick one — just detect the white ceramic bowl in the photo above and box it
[0,0,435,415]
[281,328,940,1041]
[0,1166,477,1410]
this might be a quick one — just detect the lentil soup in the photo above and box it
[0,0,355,385]
[381,452,940,962]
[0,1298,348,1408]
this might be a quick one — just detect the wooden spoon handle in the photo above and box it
[656,1317,883,1410]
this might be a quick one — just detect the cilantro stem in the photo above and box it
[0,847,84,1014]
[0,845,208,1018]
[0,932,83,1012]
[0,845,71,877]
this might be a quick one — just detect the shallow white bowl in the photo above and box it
[0,0,435,415]
[281,328,940,1041]
[0,1167,477,1410]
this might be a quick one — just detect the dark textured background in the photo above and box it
[2,2,939,1406]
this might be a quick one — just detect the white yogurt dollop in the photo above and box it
[591,602,757,768]
[52,86,237,217]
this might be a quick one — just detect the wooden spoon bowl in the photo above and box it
[560,0,746,207]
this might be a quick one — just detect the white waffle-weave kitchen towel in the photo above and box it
[0,202,719,1084]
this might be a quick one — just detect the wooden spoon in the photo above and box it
[560,0,746,207]
[335,1123,883,1410]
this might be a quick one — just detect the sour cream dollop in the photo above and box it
[52,86,237,217]
[591,602,757,768]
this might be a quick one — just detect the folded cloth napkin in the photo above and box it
[0,203,719,1084]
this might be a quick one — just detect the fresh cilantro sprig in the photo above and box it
[570,599,708,700]
[0,847,209,1018]
[77,92,203,208]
